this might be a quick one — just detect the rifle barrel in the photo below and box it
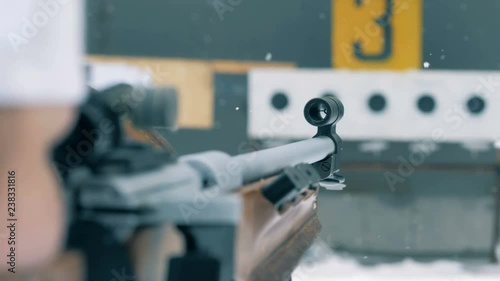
[233,136,335,184]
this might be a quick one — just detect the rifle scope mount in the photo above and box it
[262,96,345,213]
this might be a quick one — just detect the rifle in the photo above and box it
[52,84,345,281]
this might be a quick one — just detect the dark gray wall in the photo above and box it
[87,0,500,70]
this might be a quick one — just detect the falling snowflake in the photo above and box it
[265,53,272,61]
[423,61,430,68]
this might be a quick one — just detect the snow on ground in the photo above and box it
[293,242,500,281]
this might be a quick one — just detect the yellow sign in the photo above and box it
[333,0,422,70]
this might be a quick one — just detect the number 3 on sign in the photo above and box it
[333,0,422,70]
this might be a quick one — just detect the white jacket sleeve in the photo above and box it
[0,0,85,106]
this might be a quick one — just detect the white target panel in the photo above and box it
[248,69,500,142]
